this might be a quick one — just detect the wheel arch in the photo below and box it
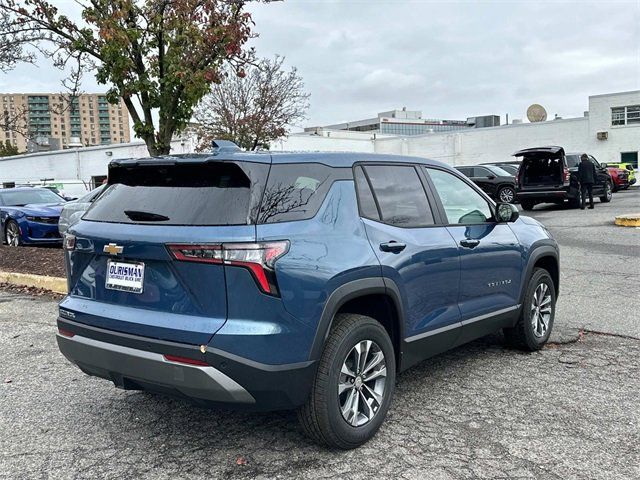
[309,277,405,370]
[520,246,560,304]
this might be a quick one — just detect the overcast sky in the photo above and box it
[1,0,639,129]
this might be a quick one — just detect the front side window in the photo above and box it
[426,168,493,225]
[364,165,434,227]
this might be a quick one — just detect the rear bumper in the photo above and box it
[57,333,256,404]
[515,189,572,202]
[56,318,317,411]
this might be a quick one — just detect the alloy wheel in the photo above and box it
[606,182,612,201]
[6,222,20,247]
[338,340,387,427]
[499,187,515,203]
[531,283,552,338]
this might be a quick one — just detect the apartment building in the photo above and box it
[0,93,130,152]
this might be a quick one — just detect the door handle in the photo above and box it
[460,239,480,249]
[380,241,406,253]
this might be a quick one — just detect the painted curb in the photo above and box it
[0,271,67,294]
[614,214,640,227]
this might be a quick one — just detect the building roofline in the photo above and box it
[589,90,640,99]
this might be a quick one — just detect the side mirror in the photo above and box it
[601,163,608,168]
[496,203,519,223]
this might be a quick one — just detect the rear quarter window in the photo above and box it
[258,163,351,224]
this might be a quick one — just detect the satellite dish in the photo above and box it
[527,104,547,122]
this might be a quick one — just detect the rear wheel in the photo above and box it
[498,186,516,203]
[298,313,396,449]
[5,220,21,247]
[520,201,535,211]
[600,181,612,203]
[568,196,581,208]
[504,268,555,351]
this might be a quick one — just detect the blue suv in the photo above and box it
[57,146,559,449]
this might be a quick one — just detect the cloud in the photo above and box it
[0,0,638,131]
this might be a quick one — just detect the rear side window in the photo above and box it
[354,166,380,220]
[364,165,434,227]
[565,155,580,167]
[84,162,268,225]
[258,163,351,224]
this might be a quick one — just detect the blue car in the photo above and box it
[0,187,66,246]
[57,145,559,449]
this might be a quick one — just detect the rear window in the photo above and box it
[84,162,268,226]
[257,163,351,224]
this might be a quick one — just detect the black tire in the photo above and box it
[600,181,612,203]
[611,183,619,193]
[4,219,21,247]
[504,268,556,351]
[568,196,581,209]
[497,186,516,204]
[520,201,535,211]
[298,313,396,449]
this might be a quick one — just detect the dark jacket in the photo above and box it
[578,159,597,184]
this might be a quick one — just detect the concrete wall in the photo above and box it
[0,138,196,186]
[276,91,640,167]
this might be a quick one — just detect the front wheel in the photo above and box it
[600,181,612,203]
[498,186,516,203]
[298,313,396,449]
[504,268,556,351]
[5,220,21,247]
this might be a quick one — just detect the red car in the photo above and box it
[607,167,630,192]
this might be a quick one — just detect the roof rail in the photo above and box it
[211,139,241,153]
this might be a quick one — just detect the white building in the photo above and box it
[274,90,640,168]
[0,137,197,192]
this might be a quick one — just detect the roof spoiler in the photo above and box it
[211,139,241,153]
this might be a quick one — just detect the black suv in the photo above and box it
[514,146,613,210]
[455,165,517,203]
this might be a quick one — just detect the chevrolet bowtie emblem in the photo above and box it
[103,243,124,255]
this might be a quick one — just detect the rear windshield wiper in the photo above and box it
[124,210,170,222]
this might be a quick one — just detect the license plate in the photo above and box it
[105,261,145,294]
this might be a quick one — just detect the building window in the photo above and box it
[612,105,640,126]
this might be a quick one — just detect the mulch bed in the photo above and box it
[0,245,66,278]
[0,282,64,301]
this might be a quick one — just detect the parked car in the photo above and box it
[514,147,613,210]
[0,187,66,246]
[481,162,520,176]
[455,164,517,203]
[606,167,630,192]
[57,147,559,449]
[58,185,107,236]
[603,162,636,186]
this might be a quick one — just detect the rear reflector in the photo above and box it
[163,354,209,367]
[167,241,290,296]
[58,328,75,338]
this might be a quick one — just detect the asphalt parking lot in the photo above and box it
[1,189,638,479]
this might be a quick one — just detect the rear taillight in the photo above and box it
[563,167,570,185]
[167,241,290,296]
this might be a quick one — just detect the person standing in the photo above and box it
[578,153,597,209]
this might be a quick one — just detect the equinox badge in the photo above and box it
[103,243,124,255]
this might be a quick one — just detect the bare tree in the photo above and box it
[195,56,310,151]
